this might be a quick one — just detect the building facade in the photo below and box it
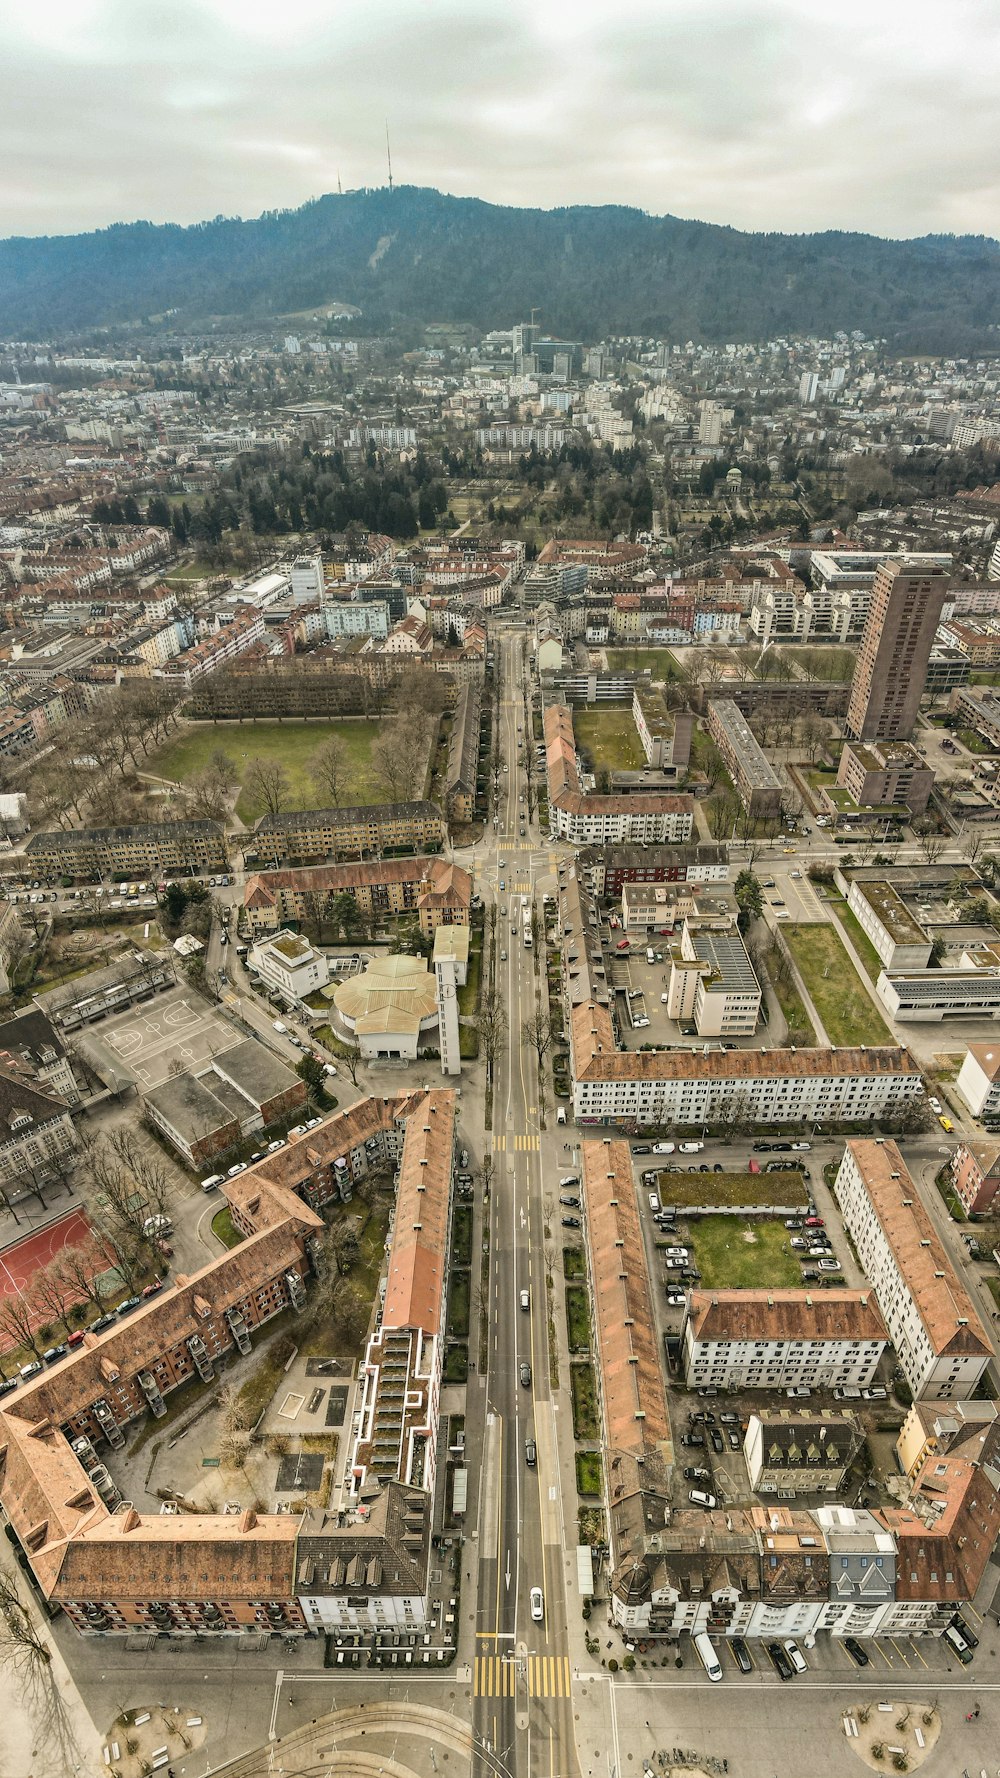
[845,557,951,742]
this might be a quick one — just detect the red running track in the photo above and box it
[0,1208,94,1301]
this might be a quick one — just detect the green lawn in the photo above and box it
[564,1284,591,1352]
[691,1215,803,1289]
[576,1451,603,1496]
[829,898,885,984]
[570,1362,600,1440]
[657,1169,807,1208]
[783,922,894,1046]
[572,705,645,772]
[762,946,818,1046]
[605,648,686,681]
[458,936,482,1017]
[150,719,393,824]
[211,1206,244,1249]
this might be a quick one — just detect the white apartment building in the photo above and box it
[550,796,694,847]
[844,879,932,972]
[290,554,324,605]
[877,964,1000,1022]
[834,1141,992,1400]
[570,1002,922,1125]
[683,1291,888,1392]
[248,932,330,1003]
[323,600,390,640]
[956,1041,1000,1119]
[665,920,762,1037]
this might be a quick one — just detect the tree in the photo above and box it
[480,987,507,1079]
[734,868,765,929]
[0,1292,45,1362]
[327,1036,362,1085]
[310,736,349,808]
[0,1566,51,1677]
[522,1004,553,1075]
[52,1242,112,1318]
[295,1053,327,1099]
[243,756,290,818]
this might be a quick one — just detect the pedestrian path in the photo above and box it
[474,1653,571,1697]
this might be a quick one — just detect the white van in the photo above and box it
[646,947,656,964]
[272,1020,288,1034]
[201,1173,223,1193]
[679,1141,704,1155]
[694,1632,722,1682]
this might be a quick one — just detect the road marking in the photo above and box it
[514,1134,540,1151]
[908,1639,929,1667]
[889,1638,910,1666]
[527,1654,571,1698]
[874,1640,894,1666]
[474,1654,518,1697]
[493,1135,507,1151]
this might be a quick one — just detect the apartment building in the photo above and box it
[248,932,330,1001]
[157,605,266,690]
[705,700,783,820]
[949,1140,1000,1217]
[243,857,470,940]
[22,820,228,882]
[845,557,951,742]
[580,1141,670,1459]
[543,704,695,845]
[744,1409,864,1495]
[683,1290,887,1392]
[570,1000,922,1125]
[579,843,729,895]
[957,1041,1000,1120]
[0,1008,82,1105]
[834,1140,992,1400]
[443,682,481,824]
[665,918,762,1037]
[0,1091,451,1638]
[322,599,390,640]
[246,802,447,869]
[836,741,935,818]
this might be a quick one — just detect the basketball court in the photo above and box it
[96,988,234,1091]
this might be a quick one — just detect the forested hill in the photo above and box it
[1,185,997,349]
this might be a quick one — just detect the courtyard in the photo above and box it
[150,717,400,823]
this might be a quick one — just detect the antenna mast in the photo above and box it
[385,123,393,194]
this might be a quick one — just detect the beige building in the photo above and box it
[21,820,228,881]
[683,1290,887,1392]
[665,917,761,1036]
[246,802,446,869]
[845,557,951,742]
[333,954,440,1060]
[704,700,783,820]
[243,856,471,940]
[836,740,934,817]
[744,1409,863,1495]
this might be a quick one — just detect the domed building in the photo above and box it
[332,953,440,1061]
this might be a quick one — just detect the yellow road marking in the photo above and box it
[527,1654,571,1698]
[908,1639,929,1668]
[874,1640,894,1666]
[890,1638,910,1666]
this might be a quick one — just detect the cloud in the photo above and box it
[0,0,996,239]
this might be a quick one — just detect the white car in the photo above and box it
[817,1257,842,1272]
[653,1142,675,1155]
[648,1192,661,1212]
[928,1096,943,1114]
[791,1141,811,1151]
[689,1489,717,1509]
[530,1586,544,1622]
[783,1639,808,1674]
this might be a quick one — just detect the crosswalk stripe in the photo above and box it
[494,1134,506,1151]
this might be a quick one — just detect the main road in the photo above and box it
[472,634,580,1778]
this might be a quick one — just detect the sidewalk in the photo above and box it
[1,1554,105,1778]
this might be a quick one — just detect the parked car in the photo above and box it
[783,1639,807,1674]
[766,1641,795,1680]
[710,1430,724,1454]
[784,1219,803,1230]
[561,1215,581,1229]
[688,1489,717,1509]
[560,1195,580,1208]
[843,1636,870,1668]
[683,1466,711,1482]
[719,1411,739,1424]
[726,1428,741,1451]
[817,1258,842,1272]
[730,1636,753,1673]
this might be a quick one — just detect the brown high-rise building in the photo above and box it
[845,556,951,742]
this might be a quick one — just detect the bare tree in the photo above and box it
[0,1567,51,1679]
[0,1292,45,1362]
[52,1243,112,1318]
[328,1036,363,1086]
[522,1003,553,1075]
[243,756,290,818]
[310,736,350,808]
[29,1258,79,1339]
[479,987,507,1079]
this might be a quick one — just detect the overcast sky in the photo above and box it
[1,0,998,242]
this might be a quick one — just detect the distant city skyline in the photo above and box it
[0,0,997,241]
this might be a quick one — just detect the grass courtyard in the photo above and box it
[783,921,894,1046]
[689,1215,802,1289]
[605,648,687,681]
[572,705,645,773]
[150,719,395,824]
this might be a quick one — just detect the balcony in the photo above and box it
[225,1306,252,1356]
[186,1334,215,1382]
[139,1371,166,1419]
[92,1398,125,1451]
[285,1269,307,1311]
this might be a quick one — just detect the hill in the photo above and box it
[0,186,997,349]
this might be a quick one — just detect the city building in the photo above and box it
[845,557,951,742]
[248,932,330,1003]
[433,924,468,1077]
[704,700,784,820]
[543,705,694,845]
[443,683,481,824]
[35,949,172,1033]
[895,1398,999,1480]
[143,1040,306,1168]
[333,954,440,1060]
[580,1141,670,1458]
[665,918,762,1036]
[246,802,447,869]
[21,820,228,882]
[570,1001,922,1125]
[949,684,1000,750]
[877,961,1000,1021]
[833,1140,992,1400]
[0,1007,82,1105]
[682,1290,887,1392]
[956,1041,1000,1120]
[836,741,935,818]
[949,1140,1000,1217]
[578,843,729,895]
[0,1063,79,1191]
[744,1409,864,1495]
[242,857,470,940]
[843,879,932,971]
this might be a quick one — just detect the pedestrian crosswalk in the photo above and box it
[492,1133,540,1152]
[474,1654,572,1698]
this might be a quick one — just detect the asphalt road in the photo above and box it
[472,636,580,1778]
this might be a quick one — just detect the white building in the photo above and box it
[956,1041,1000,1119]
[683,1290,887,1392]
[323,600,390,640]
[833,1140,992,1400]
[290,554,324,606]
[433,924,468,1077]
[877,963,1000,1022]
[665,919,761,1037]
[570,1002,922,1126]
[248,932,329,1002]
[844,879,932,972]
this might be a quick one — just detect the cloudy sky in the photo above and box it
[1,0,998,241]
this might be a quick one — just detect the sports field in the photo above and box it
[150,719,391,823]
